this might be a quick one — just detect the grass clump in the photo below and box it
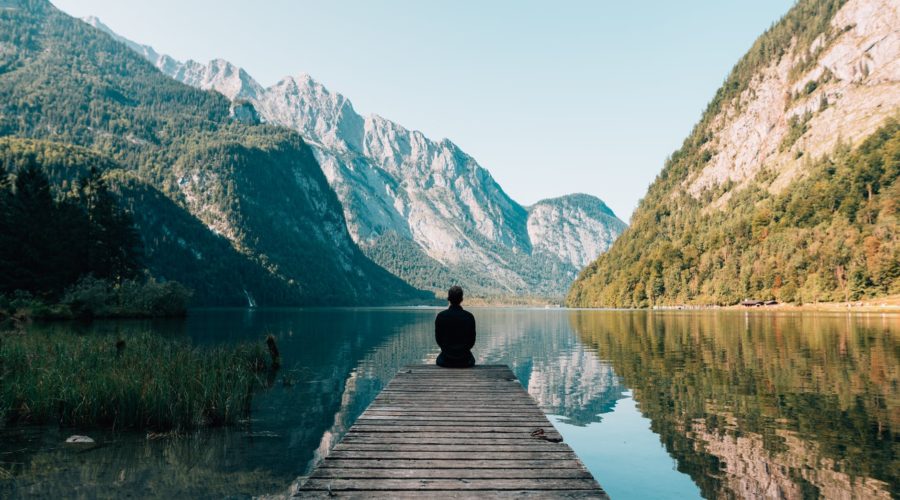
[0,332,268,431]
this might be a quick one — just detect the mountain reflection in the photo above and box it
[13,309,894,499]
[305,308,628,477]
[570,311,898,499]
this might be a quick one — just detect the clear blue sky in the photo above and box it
[52,0,794,221]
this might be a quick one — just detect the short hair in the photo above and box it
[448,286,463,305]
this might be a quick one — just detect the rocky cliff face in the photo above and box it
[686,0,900,202]
[528,194,627,269]
[569,0,900,307]
[85,16,626,298]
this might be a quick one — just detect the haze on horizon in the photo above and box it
[52,0,794,221]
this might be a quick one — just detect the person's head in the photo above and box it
[448,286,464,306]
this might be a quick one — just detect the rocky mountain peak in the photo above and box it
[83,18,627,298]
[260,73,363,152]
[528,194,627,269]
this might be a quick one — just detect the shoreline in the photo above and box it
[648,294,900,313]
[10,297,899,319]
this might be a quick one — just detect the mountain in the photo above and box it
[527,194,627,270]
[84,16,627,299]
[0,0,427,306]
[569,0,900,307]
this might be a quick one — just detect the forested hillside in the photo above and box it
[0,140,139,295]
[0,0,427,305]
[85,18,628,300]
[569,0,899,307]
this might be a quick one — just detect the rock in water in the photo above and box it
[65,435,95,444]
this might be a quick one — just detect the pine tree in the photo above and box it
[4,161,56,293]
[0,160,11,292]
[77,167,140,282]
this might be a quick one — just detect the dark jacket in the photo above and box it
[435,304,476,362]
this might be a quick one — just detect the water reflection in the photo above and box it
[3,308,896,499]
[571,311,898,499]
[4,308,629,498]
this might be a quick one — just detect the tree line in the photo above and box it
[0,155,140,297]
[570,119,900,307]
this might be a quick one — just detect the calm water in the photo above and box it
[2,308,897,499]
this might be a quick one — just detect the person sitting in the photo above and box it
[434,285,476,368]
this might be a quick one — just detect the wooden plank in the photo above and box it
[327,450,577,460]
[358,414,548,419]
[371,402,541,407]
[375,391,534,405]
[383,382,520,386]
[358,415,550,420]
[365,405,544,410]
[382,382,519,386]
[300,478,602,491]
[297,491,606,499]
[344,429,557,436]
[361,410,548,416]
[360,409,544,415]
[333,444,571,452]
[356,416,552,424]
[310,468,594,479]
[371,401,540,407]
[296,364,607,499]
[369,401,537,406]
[399,365,510,369]
[340,436,556,445]
[378,390,525,394]
[343,432,561,441]
[318,459,588,469]
[349,425,559,433]
[378,388,527,392]
[298,490,608,500]
[370,396,529,400]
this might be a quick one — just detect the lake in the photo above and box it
[2,308,897,499]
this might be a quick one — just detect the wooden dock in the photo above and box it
[295,364,608,498]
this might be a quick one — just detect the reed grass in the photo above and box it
[0,332,268,430]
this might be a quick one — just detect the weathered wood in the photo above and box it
[375,395,536,401]
[349,425,560,434]
[327,450,577,460]
[361,410,549,416]
[371,402,541,408]
[297,491,606,499]
[334,443,572,452]
[368,405,547,411]
[343,432,560,441]
[340,436,554,445]
[311,468,594,479]
[318,459,588,469]
[295,365,607,499]
[355,416,553,424]
[301,478,602,490]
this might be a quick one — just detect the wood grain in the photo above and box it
[294,364,607,499]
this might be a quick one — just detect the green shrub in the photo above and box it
[60,276,192,318]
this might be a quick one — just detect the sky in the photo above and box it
[52,0,795,222]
